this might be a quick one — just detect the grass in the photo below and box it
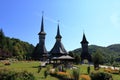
[0,61,120,80]
[0,61,58,80]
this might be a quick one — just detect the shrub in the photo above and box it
[4,61,11,65]
[72,68,80,80]
[80,75,91,80]
[90,72,113,80]
[50,71,71,79]
[62,67,67,72]
[16,71,35,80]
[0,69,35,80]
[37,66,42,73]
[55,67,59,74]
[0,69,16,80]
[46,64,53,74]
[57,72,70,79]
[46,64,53,70]
[44,70,48,78]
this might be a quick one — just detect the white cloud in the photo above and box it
[110,13,120,28]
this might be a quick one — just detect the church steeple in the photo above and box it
[38,15,46,35]
[80,33,92,63]
[55,24,62,40]
[50,23,67,58]
[40,16,44,32]
[32,14,48,61]
[81,33,88,44]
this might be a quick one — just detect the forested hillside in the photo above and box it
[71,44,120,64]
[1,28,120,63]
[0,29,34,60]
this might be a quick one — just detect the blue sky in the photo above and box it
[0,0,120,51]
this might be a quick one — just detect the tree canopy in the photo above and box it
[0,29,34,60]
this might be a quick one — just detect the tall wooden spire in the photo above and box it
[38,15,46,35]
[80,33,92,63]
[81,33,88,43]
[50,23,67,58]
[32,14,48,61]
[56,24,62,39]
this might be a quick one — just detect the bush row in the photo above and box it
[0,68,35,80]
[90,71,113,80]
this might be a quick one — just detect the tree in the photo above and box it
[69,51,74,57]
[0,29,34,60]
[74,54,81,64]
[92,49,103,70]
[0,29,5,49]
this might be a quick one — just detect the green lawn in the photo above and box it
[0,61,120,80]
[0,61,58,80]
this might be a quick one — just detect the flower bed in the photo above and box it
[80,75,91,80]
[104,68,119,74]
[50,71,71,80]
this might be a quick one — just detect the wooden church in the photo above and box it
[32,15,48,61]
[32,15,92,63]
[80,33,92,63]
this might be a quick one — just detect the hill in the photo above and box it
[0,29,34,60]
[71,44,120,64]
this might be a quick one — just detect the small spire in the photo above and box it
[81,32,88,43]
[38,12,46,35]
[42,11,44,16]
[83,29,85,34]
[56,22,62,39]
[40,13,44,32]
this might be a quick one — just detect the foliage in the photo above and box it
[0,29,34,60]
[0,68,35,80]
[0,61,120,80]
[72,68,80,80]
[46,64,53,71]
[57,72,70,79]
[50,71,70,80]
[54,67,59,74]
[80,75,91,80]
[71,44,120,65]
[74,55,81,64]
[92,49,104,70]
[87,66,90,74]
[90,72,113,80]
[69,51,81,64]
[37,66,41,73]
[44,70,48,78]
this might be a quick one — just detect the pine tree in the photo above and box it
[0,29,5,49]
[92,49,103,70]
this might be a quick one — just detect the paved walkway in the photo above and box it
[99,65,119,70]
[41,61,47,67]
